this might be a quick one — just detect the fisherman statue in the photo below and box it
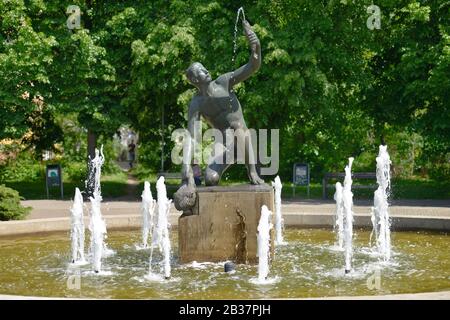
[174,19,264,214]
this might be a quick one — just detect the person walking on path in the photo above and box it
[128,140,136,168]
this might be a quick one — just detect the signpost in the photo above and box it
[46,164,63,199]
[292,163,310,198]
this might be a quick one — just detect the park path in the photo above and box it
[114,161,140,201]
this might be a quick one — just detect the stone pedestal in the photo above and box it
[178,184,274,264]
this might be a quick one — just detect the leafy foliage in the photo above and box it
[0,184,30,220]
[0,0,448,181]
[0,0,58,140]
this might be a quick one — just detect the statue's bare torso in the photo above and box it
[190,74,246,131]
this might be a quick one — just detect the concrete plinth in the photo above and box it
[178,184,274,264]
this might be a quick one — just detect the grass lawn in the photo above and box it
[2,171,128,200]
[7,160,447,201]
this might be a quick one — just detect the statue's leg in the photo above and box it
[235,128,264,185]
[205,142,232,186]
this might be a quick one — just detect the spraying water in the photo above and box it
[229,7,246,107]
[333,182,344,250]
[232,7,246,65]
[371,145,392,261]
[70,187,86,264]
[257,205,273,282]
[148,176,172,279]
[343,157,354,273]
[271,176,285,245]
[87,146,108,273]
[141,181,156,249]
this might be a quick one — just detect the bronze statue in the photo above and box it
[174,20,264,213]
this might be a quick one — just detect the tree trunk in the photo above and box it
[380,134,386,146]
[85,129,97,199]
[87,130,97,160]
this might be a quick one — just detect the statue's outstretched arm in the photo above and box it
[181,102,200,186]
[229,20,261,87]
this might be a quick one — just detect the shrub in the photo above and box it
[61,160,86,183]
[428,161,450,181]
[0,153,43,182]
[0,185,31,221]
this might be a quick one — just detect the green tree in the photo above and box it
[124,0,376,177]
[1,0,448,182]
[365,0,449,155]
[0,0,59,147]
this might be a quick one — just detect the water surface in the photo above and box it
[0,228,448,299]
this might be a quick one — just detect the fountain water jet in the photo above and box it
[232,7,246,65]
[70,187,86,264]
[256,205,273,282]
[141,181,156,249]
[272,176,285,246]
[343,157,354,273]
[89,194,106,273]
[229,6,246,107]
[148,176,172,280]
[371,145,392,261]
[87,146,112,273]
[333,182,344,250]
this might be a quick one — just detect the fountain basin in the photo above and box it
[0,228,448,299]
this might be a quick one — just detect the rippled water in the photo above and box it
[0,228,448,299]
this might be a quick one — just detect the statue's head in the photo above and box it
[186,62,211,87]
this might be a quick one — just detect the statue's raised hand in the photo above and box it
[242,20,259,47]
